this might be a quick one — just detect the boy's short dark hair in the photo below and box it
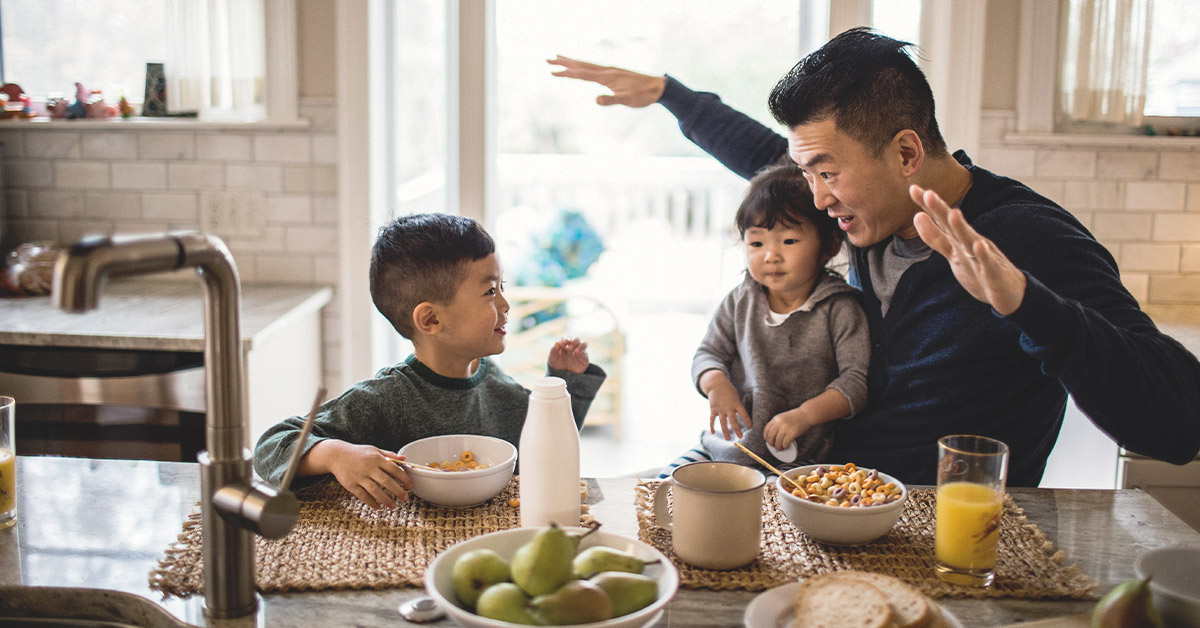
[735,164,843,264]
[768,27,948,158]
[369,213,495,339]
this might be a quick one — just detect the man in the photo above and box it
[550,28,1200,486]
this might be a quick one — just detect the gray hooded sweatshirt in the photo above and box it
[693,271,870,468]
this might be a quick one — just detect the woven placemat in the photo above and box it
[150,477,591,597]
[635,480,1096,600]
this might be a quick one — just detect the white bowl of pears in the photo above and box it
[426,523,679,627]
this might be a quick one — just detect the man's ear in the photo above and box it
[893,129,924,177]
[412,302,441,336]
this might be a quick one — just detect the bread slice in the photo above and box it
[823,572,935,628]
[791,575,896,628]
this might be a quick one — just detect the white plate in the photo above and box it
[743,581,964,628]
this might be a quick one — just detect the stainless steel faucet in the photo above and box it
[53,232,301,620]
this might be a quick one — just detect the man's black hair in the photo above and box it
[768,27,948,157]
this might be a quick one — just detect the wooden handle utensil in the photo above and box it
[734,441,808,494]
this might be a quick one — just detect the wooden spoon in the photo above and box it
[734,441,808,494]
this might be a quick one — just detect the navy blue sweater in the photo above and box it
[659,76,1200,486]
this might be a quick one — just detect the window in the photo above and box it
[0,0,294,121]
[1144,0,1200,118]
[0,0,165,104]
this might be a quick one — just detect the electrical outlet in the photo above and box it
[200,189,266,237]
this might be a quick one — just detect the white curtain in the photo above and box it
[165,0,267,120]
[1059,0,1154,125]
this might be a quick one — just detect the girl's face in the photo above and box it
[743,216,827,312]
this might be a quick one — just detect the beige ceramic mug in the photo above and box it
[653,461,765,569]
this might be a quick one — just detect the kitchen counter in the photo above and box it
[0,279,333,352]
[4,455,1200,628]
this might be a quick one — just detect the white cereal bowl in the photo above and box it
[776,464,908,545]
[1135,546,1200,628]
[398,434,517,508]
[426,527,678,628]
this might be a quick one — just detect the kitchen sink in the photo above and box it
[0,586,196,628]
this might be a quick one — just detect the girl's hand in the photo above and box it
[324,443,412,509]
[704,376,751,440]
[548,337,590,373]
[764,409,812,451]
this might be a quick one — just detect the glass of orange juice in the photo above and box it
[0,396,15,530]
[934,434,1009,587]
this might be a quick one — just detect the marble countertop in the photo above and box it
[0,280,333,351]
[4,455,1200,628]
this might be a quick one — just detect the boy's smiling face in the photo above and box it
[432,253,510,369]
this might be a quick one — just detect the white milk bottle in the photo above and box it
[519,376,580,527]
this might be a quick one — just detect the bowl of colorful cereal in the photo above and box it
[398,434,517,508]
[776,463,907,545]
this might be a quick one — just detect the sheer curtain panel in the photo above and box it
[165,0,268,120]
[1059,0,1153,125]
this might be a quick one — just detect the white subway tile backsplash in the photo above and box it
[977,147,1036,178]
[55,162,110,189]
[4,190,28,217]
[226,164,283,191]
[226,225,287,253]
[1097,151,1158,180]
[11,218,59,242]
[138,133,196,160]
[1181,245,1200,273]
[29,190,84,218]
[1159,152,1200,182]
[84,192,142,220]
[281,166,311,193]
[24,132,80,159]
[310,166,337,194]
[197,134,253,161]
[59,220,115,243]
[82,133,138,160]
[7,160,54,187]
[0,130,27,157]
[312,196,338,225]
[1063,180,1123,210]
[312,134,337,164]
[112,162,168,189]
[1150,275,1200,302]
[1124,181,1186,211]
[1120,243,1181,272]
[285,225,337,253]
[168,163,225,190]
[254,135,311,163]
[1187,184,1200,212]
[256,254,315,282]
[312,254,339,284]
[1092,213,1152,241]
[142,192,199,222]
[1121,272,1149,304]
[1153,214,1200,242]
[1035,149,1096,178]
[1021,179,1066,205]
[265,195,313,224]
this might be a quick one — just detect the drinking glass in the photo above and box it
[0,396,15,530]
[934,434,1009,587]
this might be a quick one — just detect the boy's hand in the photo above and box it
[323,442,412,509]
[549,337,590,373]
[702,374,751,440]
[764,409,812,451]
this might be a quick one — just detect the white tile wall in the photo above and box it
[0,99,341,389]
[981,110,1200,306]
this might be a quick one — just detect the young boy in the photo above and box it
[253,213,606,509]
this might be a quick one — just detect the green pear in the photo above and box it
[530,579,614,625]
[475,582,537,625]
[1091,576,1164,628]
[510,524,578,596]
[589,571,659,617]
[572,546,651,578]
[451,548,511,609]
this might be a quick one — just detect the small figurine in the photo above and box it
[118,92,134,118]
[67,82,89,119]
